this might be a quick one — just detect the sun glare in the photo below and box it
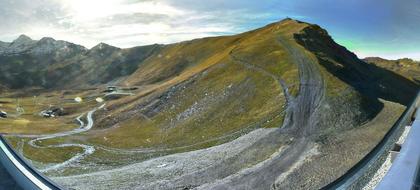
[61,0,121,21]
[60,0,185,22]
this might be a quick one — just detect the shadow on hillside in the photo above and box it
[293,26,419,107]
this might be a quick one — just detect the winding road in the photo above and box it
[47,35,326,189]
[193,36,325,190]
[25,104,105,173]
[127,35,326,190]
[85,35,326,190]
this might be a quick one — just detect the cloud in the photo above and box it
[0,0,62,33]
[0,0,418,60]
[0,0,286,48]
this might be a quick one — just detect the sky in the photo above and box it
[0,0,419,60]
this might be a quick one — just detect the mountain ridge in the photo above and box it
[1,18,419,189]
[65,18,418,189]
[0,35,148,54]
[364,57,420,85]
[0,34,87,56]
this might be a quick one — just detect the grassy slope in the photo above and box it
[19,21,305,168]
[1,19,418,185]
[0,93,79,135]
[0,89,102,163]
[271,21,419,189]
[82,21,306,150]
[46,20,402,179]
[46,20,419,186]
[364,57,420,85]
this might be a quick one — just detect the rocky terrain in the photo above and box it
[1,19,419,190]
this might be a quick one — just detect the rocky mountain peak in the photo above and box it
[11,35,36,47]
[0,35,88,56]
[1,34,36,54]
[14,34,33,43]
[91,43,118,50]
[39,37,56,43]
[89,42,120,57]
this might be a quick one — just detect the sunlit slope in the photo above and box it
[11,20,308,174]
[58,19,418,153]
[81,19,418,188]
[87,20,308,149]
[45,19,419,189]
[2,19,419,189]
[364,57,420,85]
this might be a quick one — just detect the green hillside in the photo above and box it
[0,19,418,189]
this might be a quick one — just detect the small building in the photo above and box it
[0,111,7,118]
[40,108,64,118]
[104,86,118,93]
[42,111,55,118]
[107,86,118,91]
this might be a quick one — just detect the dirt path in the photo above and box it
[52,35,326,190]
[52,128,279,190]
[193,36,325,190]
[134,35,325,190]
[20,104,105,173]
[229,46,293,106]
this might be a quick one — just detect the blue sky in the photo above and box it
[0,0,419,60]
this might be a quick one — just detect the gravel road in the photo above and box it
[53,34,326,190]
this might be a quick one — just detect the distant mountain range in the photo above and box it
[0,35,161,89]
[0,34,89,59]
[364,57,420,85]
[0,24,418,93]
[1,19,419,189]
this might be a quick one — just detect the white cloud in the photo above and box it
[1,0,255,48]
[58,0,185,22]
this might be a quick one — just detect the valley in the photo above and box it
[0,19,418,189]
